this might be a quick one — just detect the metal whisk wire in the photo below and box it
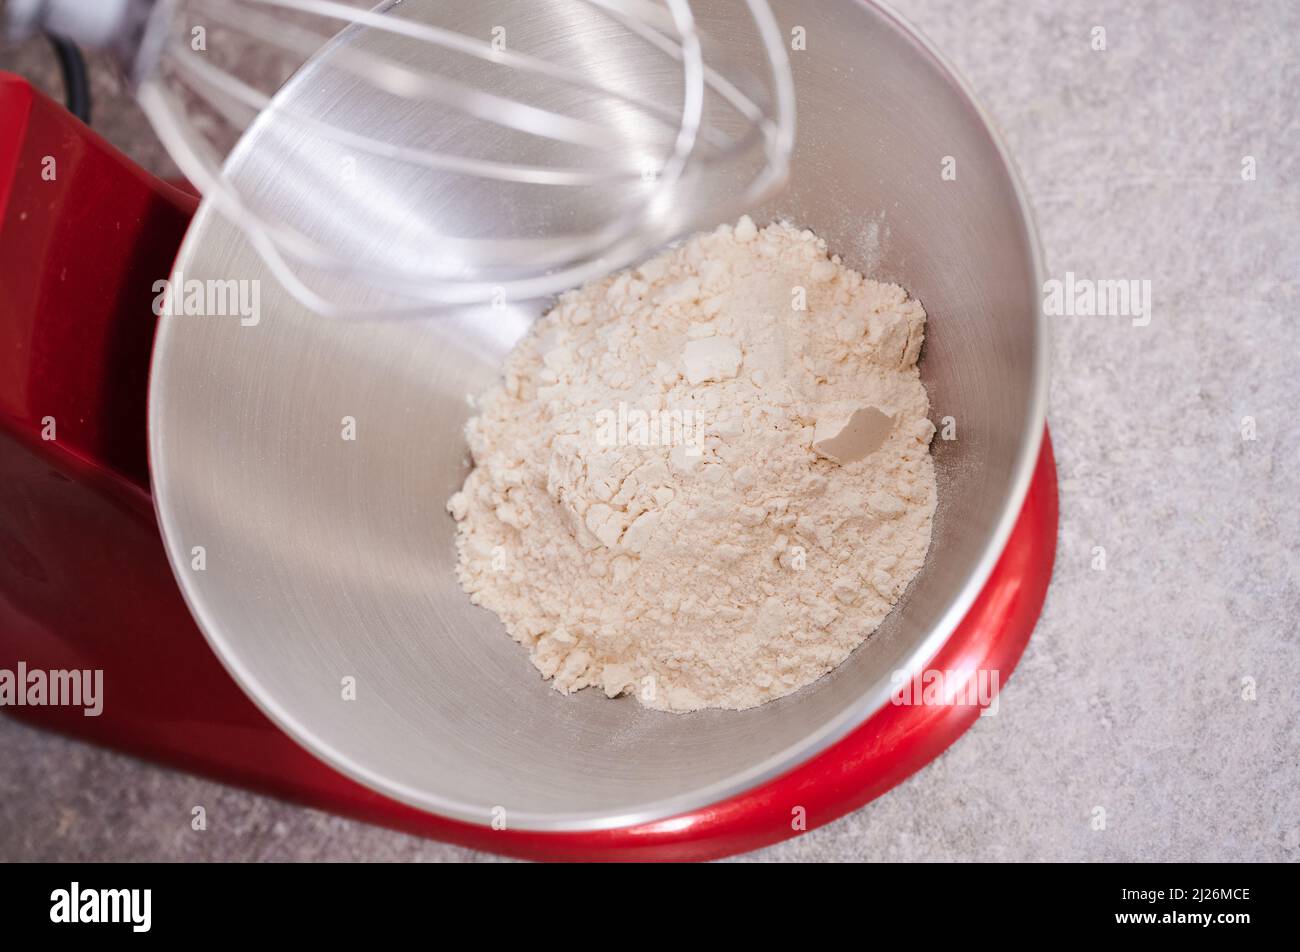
[15,0,796,316]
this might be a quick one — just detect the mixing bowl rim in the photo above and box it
[148,0,1049,832]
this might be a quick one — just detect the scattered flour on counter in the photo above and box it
[446,217,937,712]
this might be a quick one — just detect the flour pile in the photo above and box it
[447,217,937,712]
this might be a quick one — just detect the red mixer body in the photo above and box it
[0,74,1058,861]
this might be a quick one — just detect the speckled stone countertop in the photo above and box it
[1,0,1296,861]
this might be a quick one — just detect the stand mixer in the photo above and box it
[0,0,1056,859]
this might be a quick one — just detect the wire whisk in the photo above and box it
[8,0,795,316]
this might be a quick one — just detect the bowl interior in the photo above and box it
[149,0,1044,829]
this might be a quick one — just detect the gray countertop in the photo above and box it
[1,0,1297,862]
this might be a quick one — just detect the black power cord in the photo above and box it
[46,33,91,124]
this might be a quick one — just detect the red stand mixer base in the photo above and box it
[0,74,1058,861]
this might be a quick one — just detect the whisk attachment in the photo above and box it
[14,0,796,316]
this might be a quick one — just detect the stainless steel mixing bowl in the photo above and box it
[149,0,1046,830]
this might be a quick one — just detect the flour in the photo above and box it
[447,218,937,712]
